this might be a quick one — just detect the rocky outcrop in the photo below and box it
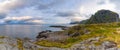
[70,10,119,24]
[0,36,120,50]
[86,10,119,24]
[102,41,117,50]
[36,30,52,39]
[36,30,69,42]
[69,37,119,50]
[50,25,69,30]
[0,37,41,50]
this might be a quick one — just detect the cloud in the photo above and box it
[2,16,44,24]
[26,20,44,24]
[36,0,66,10]
[0,0,41,19]
[79,0,116,15]
[0,13,6,19]
[0,0,119,24]
[49,17,70,24]
[55,12,79,17]
[4,16,33,21]
[0,0,66,13]
[97,1,106,5]
[54,11,88,23]
[0,0,84,24]
[71,16,87,22]
[0,0,36,13]
[109,0,120,13]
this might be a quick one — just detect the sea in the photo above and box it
[0,24,72,39]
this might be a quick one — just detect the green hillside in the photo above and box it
[35,22,120,48]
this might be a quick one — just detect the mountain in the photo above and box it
[86,10,119,24]
[70,10,119,24]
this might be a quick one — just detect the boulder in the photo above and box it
[36,30,52,39]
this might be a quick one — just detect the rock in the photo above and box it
[73,10,119,24]
[38,30,52,34]
[50,25,69,30]
[1,36,119,50]
[0,37,43,50]
[70,32,80,37]
[102,41,117,49]
[86,10,119,24]
[36,30,52,39]
[89,44,96,50]
[84,37,101,44]
[84,29,91,34]
[70,44,87,50]
[106,47,118,50]
[70,21,81,24]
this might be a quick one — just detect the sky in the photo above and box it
[0,0,119,24]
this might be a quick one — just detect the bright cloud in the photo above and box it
[26,20,44,24]
[4,16,33,21]
[79,0,116,15]
[71,16,87,22]
[0,0,25,13]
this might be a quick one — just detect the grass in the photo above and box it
[35,22,120,48]
[0,36,5,39]
[0,36,5,44]
[17,38,24,50]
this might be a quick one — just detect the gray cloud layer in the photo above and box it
[0,0,119,24]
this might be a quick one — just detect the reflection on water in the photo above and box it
[0,25,61,39]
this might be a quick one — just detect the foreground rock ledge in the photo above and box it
[0,36,120,50]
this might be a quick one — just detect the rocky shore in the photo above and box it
[0,35,120,50]
[34,23,120,50]
[36,31,120,50]
[1,23,120,50]
[0,36,42,50]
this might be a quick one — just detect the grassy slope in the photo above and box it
[35,22,120,48]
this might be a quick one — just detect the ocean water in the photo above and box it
[0,25,62,39]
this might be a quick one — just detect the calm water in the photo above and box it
[0,25,62,39]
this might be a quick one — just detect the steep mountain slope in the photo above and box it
[86,10,119,24]
[70,10,119,24]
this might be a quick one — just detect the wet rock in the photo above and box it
[36,30,52,39]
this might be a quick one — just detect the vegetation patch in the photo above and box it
[17,38,24,50]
